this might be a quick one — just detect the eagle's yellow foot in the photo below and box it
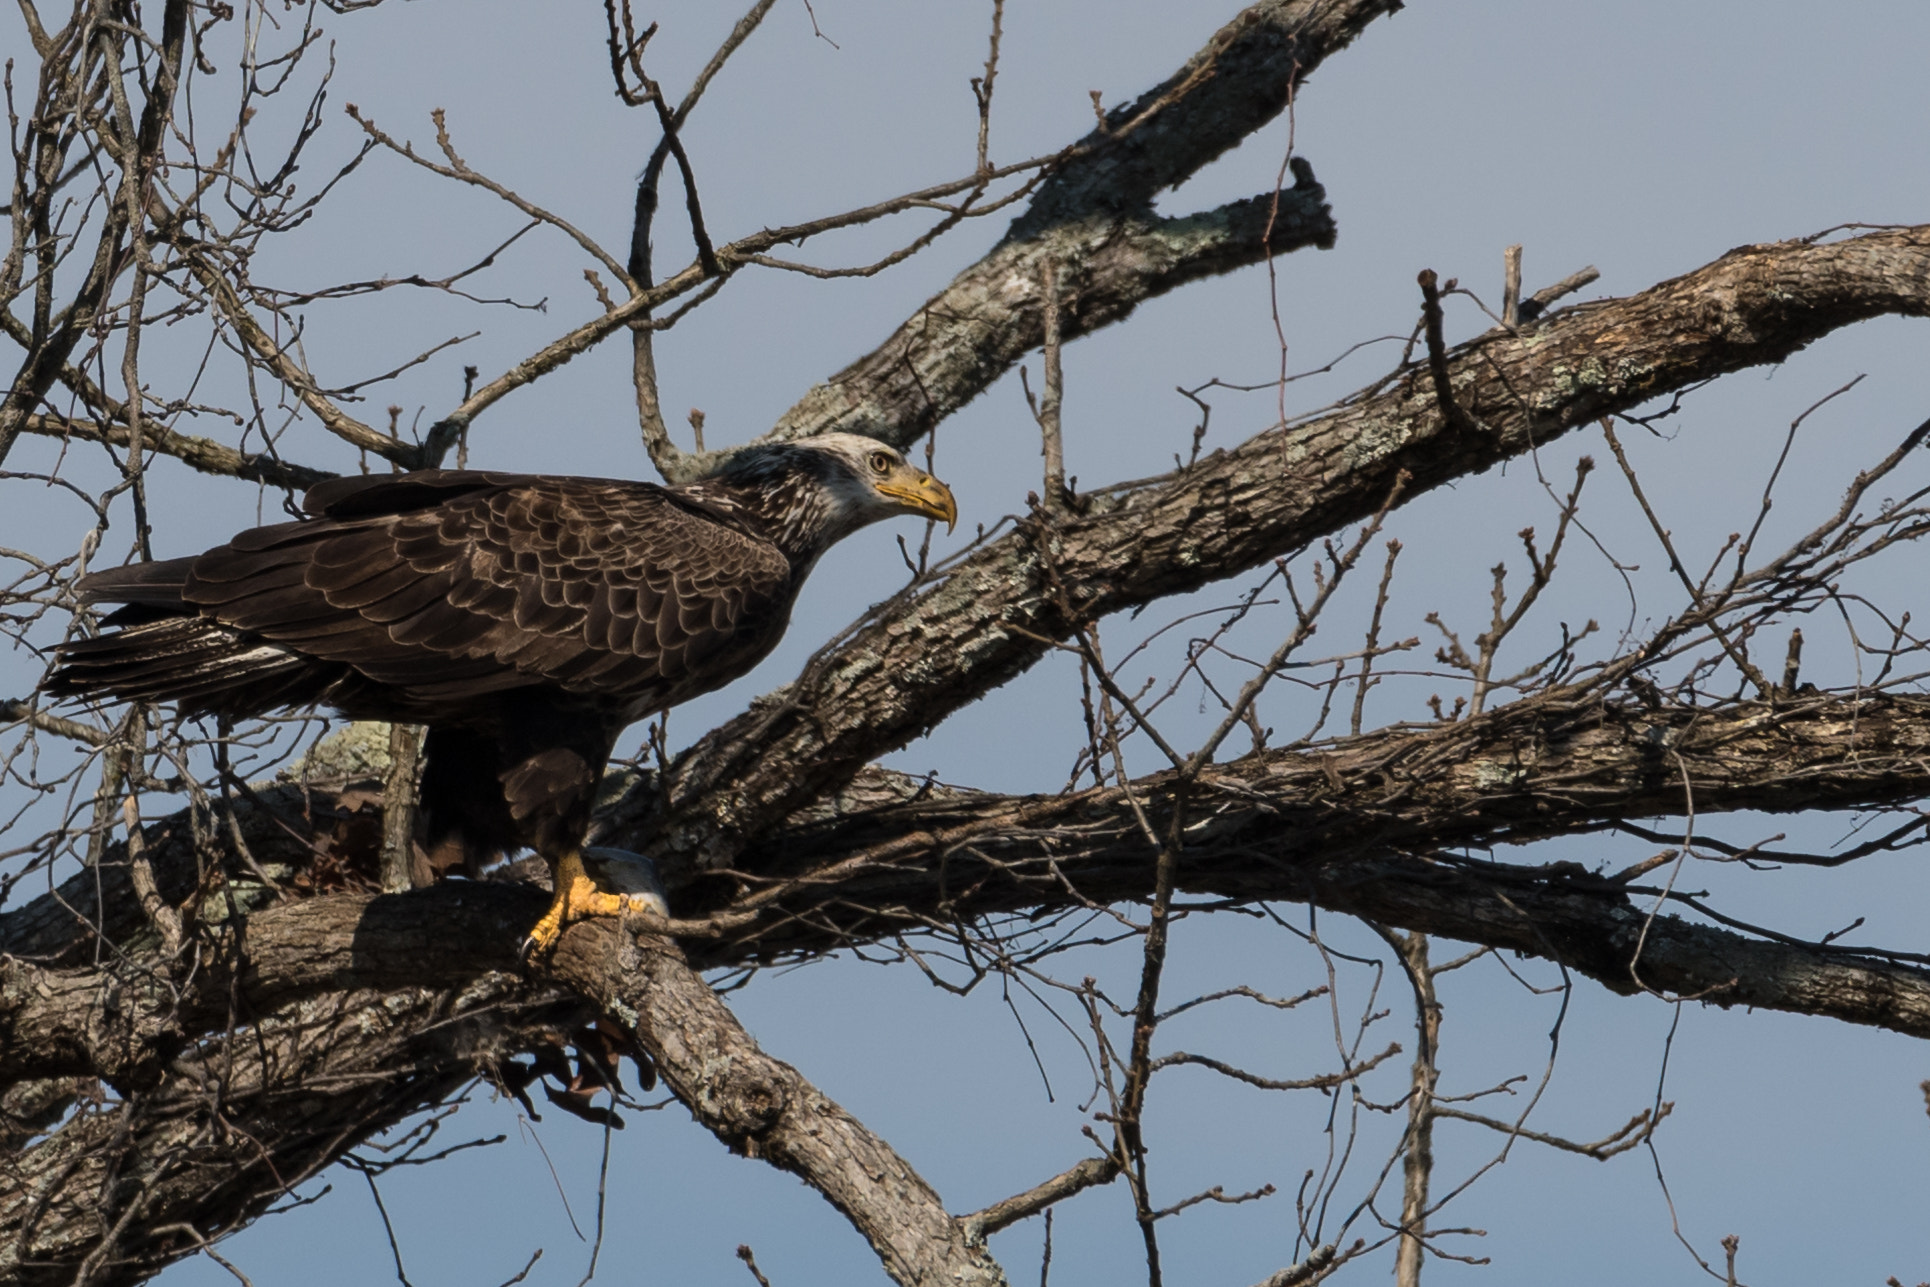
[521,847,671,959]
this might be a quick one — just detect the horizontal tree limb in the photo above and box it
[13,688,1930,1282]
[666,691,1930,1038]
[13,691,1930,1100]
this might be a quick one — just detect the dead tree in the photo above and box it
[6,2,1930,1284]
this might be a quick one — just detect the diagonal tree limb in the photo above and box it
[414,0,1385,477]
[0,881,1011,1287]
[548,926,1010,1287]
[762,0,1407,456]
[1009,0,1397,231]
[619,224,1930,875]
[757,170,1336,460]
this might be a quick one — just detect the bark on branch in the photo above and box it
[14,692,1930,1097]
[0,875,1010,1285]
[548,928,1010,1287]
[10,689,1930,1282]
[673,689,1930,1038]
[762,0,1407,458]
[624,225,1930,875]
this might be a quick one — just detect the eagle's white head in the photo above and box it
[695,433,956,563]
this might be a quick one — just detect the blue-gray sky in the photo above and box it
[7,2,1930,1284]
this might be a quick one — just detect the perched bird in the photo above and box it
[44,433,956,952]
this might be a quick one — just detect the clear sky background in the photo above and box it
[7,2,1930,1284]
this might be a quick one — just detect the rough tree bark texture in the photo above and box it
[18,692,1930,1094]
[550,931,1010,1287]
[12,687,1930,1282]
[758,0,1406,457]
[9,1,1930,1284]
[623,224,1930,877]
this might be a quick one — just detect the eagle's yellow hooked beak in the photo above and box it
[877,464,958,533]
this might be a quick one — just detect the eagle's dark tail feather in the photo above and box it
[42,559,340,719]
[418,724,523,875]
[70,556,197,608]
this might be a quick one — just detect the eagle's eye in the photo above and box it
[868,450,894,475]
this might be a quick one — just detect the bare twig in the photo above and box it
[964,1155,1120,1237]
[1519,265,1600,320]
[1431,1102,1673,1161]
[1416,269,1480,435]
[1501,244,1522,328]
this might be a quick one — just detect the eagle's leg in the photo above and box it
[521,846,671,957]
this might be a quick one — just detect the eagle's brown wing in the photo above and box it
[59,472,795,724]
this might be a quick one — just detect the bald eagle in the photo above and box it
[45,434,956,951]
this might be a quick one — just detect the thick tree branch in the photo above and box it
[755,169,1336,462]
[0,877,1010,1286]
[1012,0,1394,229]
[762,0,1405,457]
[16,692,1930,1092]
[548,927,1010,1287]
[0,966,569,1287]
[659,691,1930,1027]
[11,688,1930,1282]
[620,224,1930,874]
